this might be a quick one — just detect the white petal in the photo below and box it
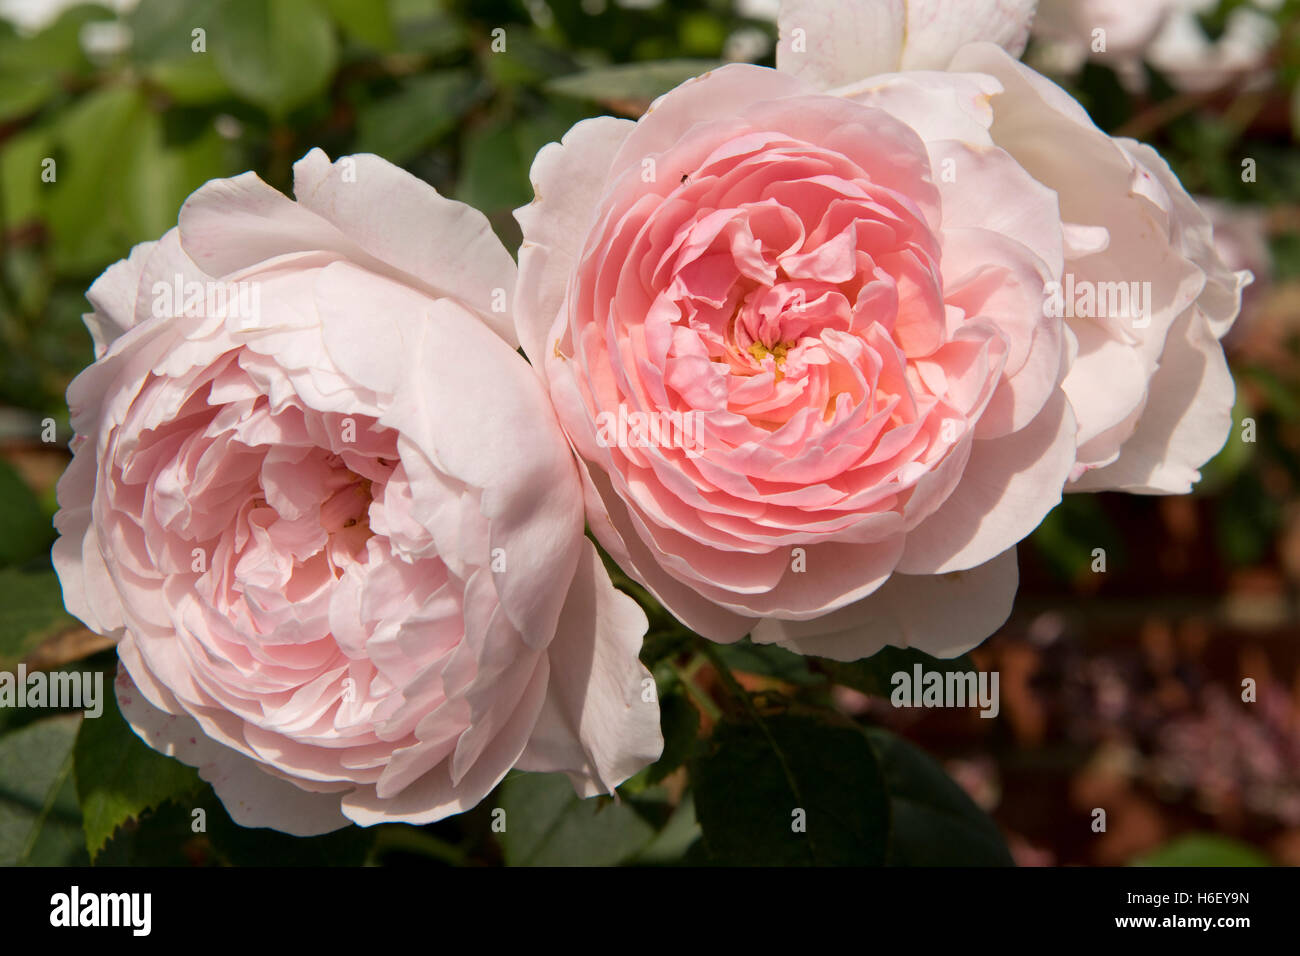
[516,540,662,795]
[1069,308,1234,494]
[777,0,1036,88]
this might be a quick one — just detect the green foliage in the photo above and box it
[354,71,484,164]
[1030,495,1125,581]
[0,460,54,567]
[864,728,1013,866]
[0,569,75,668]
[0,714,86,865]
[712,636,821,685]
[546,58,725,112]
[691,714,891,865]
[818,646,977,698]
[74,682,203,859]
[1133,833,1270,867]
[212,0,339,117]
[496,771,656,866]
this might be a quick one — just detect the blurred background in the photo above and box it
[0,0,1297,866]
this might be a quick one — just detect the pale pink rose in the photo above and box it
[514,1,1243,660]
[53,149,661,835]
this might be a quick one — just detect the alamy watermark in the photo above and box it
[50,886,150,936]
[151,274,261,325]
[1043,273,1152,329]
[595,404,705,457]
[0,664,103,718]
[890,663,1000,718]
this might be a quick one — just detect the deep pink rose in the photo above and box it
[54,150,661,834]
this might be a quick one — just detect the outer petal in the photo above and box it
[83,236,157,356]
[577,449,756,641]
[179,151,517,346]
[292,149,518,345]
[340,661,551,827]
[897,389,1076,573]
[515,117,635,376]
[752,545,1018,659]
[51,446,125,638]
[831,70,1003,145]
[516,540,662,795]
[777,0,1037,88]
[1068,308,1234,493]
[115,663,351,836]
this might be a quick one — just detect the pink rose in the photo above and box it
[53,149,661,835]
[513,1,1242,658]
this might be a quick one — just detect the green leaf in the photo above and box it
[46,85,150,273]
[0,126,54,230]
[482,31,579,90]
[354,71,483,165]
[211,0,339,117]
[864,727,1013,866]
[0,460,54,568]
[0,568,75,669]
[713,636,819,685]
[1029,494,1124,581]
[455,100,592,226]
[455,114,533,215]
[0,714,87,865]
[496,771,655,866]
[389,0,468,57]
[147,53,231,104]
[630,792,700,864]
[45,85,232,271]
[129,0,231,105]
[0,5,114,121]
[0,72,57,124]
[1133,833,1270,867]
[546,58,723,112]
[73,678,202,860]
[129,0,216,60]
[817,645,976,698]
[690,714,889,865]
[322,0,396,50]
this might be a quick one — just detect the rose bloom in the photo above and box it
[514,0,1245,658]
[53,150,661,835]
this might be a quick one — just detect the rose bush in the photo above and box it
[53,149,661,834]
[513,0,1246,658]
